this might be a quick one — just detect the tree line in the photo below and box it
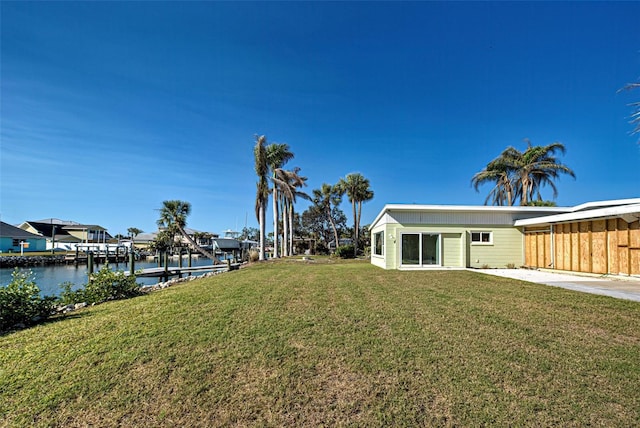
[253,135,374,259]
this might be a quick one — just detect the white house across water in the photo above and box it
[370,199,640,277]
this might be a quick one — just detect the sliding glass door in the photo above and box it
[401,233,440,266]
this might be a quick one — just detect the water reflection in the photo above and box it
[0,257,217,297]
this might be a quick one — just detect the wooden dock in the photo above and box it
[64,253,129,264]
[129,263,241,279]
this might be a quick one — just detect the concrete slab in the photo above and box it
[474,269,640,302]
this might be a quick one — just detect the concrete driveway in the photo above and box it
[475,269,640,302]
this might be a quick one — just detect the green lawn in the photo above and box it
[1,259,639,426]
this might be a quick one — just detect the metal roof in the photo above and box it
[514,203,640,226]
[0,222,46,240]
[370,198,640,229]
[370,203,570,229]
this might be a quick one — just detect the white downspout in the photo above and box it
[550,224,555,269]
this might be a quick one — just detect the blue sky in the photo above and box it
[2,1,639,237]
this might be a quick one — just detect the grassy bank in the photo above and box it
[1,259,639,426]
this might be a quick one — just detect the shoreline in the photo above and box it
[0,255,66,268]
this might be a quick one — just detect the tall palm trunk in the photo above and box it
[327,206,339,252]
[521,176,532,205]
[258,204,266,260]
[282,197,289,257]
[272,187,279,258]
[288,202,294,256]
[355,200,363,255]
[176,224,219,262]
[352,199,358,257]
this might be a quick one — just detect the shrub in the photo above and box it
[60,266,141,305]
[315,242,330,255]
[363,246,371,259]
[248,249,259,263]
[335,244,356,259]
[58,282,85,306]
[0,269,56,332]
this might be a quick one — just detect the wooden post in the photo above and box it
[51,225,56,255]
[88,252,94,276]
[129,249,135,276]
[164,252,169,282]
[226,258,231,271]
[178,248,183,268]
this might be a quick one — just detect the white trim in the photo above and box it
[399,232,442,268]
[370,204,570,230]
[568,198,640,212]
[470,231,493,245]
[372,231,385,257]
[514,203,640,226]
[370,199,640,230]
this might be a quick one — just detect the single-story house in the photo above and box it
[0,221,47,253]
[370,198,640,277]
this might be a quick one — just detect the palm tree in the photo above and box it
[266,143,294,258]
[471,155,517,206]
[619,80,640,143]
[507,141,575,205]
[274,168,293,257]
[280,167,309,256]
[157,200,217,261]
[337,173,374,256]
[127,227,143,241]
[254,135,269,261]
[472,141,574,206]
[313,183,343,253]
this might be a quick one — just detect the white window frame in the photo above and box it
[399,232,442,267]
[373,231,384,257]
[470,231,493,245]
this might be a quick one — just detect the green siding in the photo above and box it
[387,225,464,269]
[370,225,393,269]
[442,233,462,267]
[467,227,523,268]
[371,223,523,269]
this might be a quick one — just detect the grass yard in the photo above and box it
[1,259,639,426]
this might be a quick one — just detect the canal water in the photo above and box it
[0,257,217,297]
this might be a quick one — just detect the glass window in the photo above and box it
[471,231,492,244]
[401,233,440,266]
[422,234,440,265]
[401,234,420,265]
[373,231,384,256]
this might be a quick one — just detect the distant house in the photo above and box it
[131,232,158,250]
[18,218,112,251]
[133,228,220,251]
[370,198,640,276]
[328,238,353,250]
[0,221,47,253]
[62,224,112,243]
